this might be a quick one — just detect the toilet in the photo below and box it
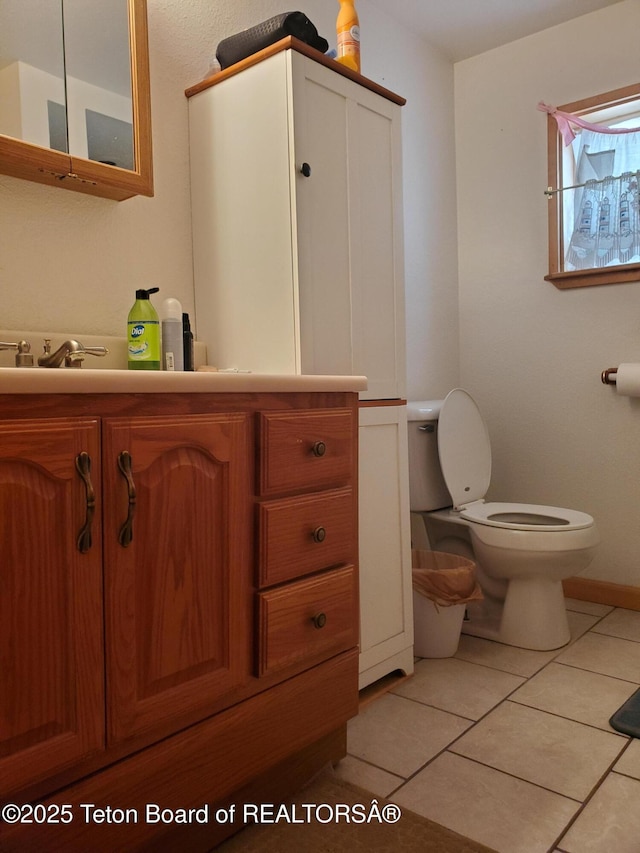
[407,390,599,651]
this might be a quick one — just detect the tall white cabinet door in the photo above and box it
[291,53,406,400]
[289,57,353,380]
[349,92,406,401]
[358,405,414,689]
[189,54,299,374]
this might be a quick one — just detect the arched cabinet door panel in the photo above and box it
[102,413,252,745]
[0,418,104,791]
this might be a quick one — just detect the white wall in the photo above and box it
[455,0,640,585]
[6,0,635,588]
[0,0,458,402]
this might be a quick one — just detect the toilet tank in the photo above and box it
[407,401,452,511]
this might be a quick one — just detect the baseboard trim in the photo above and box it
[563,577,640,611]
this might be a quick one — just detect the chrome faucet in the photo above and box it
[38,339,109,368]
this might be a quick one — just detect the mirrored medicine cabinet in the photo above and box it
[0,0,153,200]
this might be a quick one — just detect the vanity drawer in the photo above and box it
[258,408,355,496]
[258,487,355,587]
[257,565,358,677]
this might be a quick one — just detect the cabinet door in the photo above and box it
[357,405,413,687]
[0,419,104,793]
[189,53,299,374]
[102,414,252,745]
[292,53,406,400]
[290,57,353,379]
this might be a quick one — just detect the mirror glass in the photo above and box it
[0,1,66,149]
[0,0,134,171]
[64,0,134,170]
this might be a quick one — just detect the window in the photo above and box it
[544,83,640,289]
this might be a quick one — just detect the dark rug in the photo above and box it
[216,767,496,852]
[610,687,640,737]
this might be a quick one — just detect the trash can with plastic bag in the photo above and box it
[412,549,483,658]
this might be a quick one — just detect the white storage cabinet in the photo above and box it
[188,41,413,688]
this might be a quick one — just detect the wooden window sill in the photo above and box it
[546,263,640,289]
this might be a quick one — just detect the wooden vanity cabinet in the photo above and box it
[0,390,359,852]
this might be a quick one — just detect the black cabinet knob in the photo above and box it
[312,526,327,544]
[312,612,327,630]
[300,162,311,177]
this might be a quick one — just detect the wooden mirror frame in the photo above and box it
[0,0,153,201]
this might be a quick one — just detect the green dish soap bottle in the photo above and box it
[127,287,161,370]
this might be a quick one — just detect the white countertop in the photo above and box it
[0,367,368,394]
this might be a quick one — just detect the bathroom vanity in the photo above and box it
[0,371,363,851]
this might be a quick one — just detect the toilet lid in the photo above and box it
[438,388,491,509]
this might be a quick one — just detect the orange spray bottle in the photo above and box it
[336,0,360,72]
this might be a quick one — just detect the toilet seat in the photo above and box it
[438,389,593,532]
[459,500,594,531]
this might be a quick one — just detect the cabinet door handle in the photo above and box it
[312,526,327,544]
[312,612,327,630]
[117,451,136,547]
[311,440,326,457]
[300,162,311,177]
[75,452,95,553]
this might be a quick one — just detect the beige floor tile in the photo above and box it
[555,632,640,682]
[392,657,525,720]
[455,633,558,677]
[346,693,471,778]
[333,754,404,798]
[510,662,639,731]
[564,598,614,617]
[591,607,640,643]
[450,701,626,800]
[559,773,640,853]
[614,739,640,780]
[393,751,579,853]
[455,612,598,679]
[566,609,604,640]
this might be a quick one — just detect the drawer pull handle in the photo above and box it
[312,526,327,543]
[75,451,95,553]
[311,440,326,458]
[312,612,327,630]
[117,451,136,547]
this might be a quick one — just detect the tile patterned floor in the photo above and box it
[337,600,640,853]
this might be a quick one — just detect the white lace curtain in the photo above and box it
[539,102,640,271]
[564,130,640,270]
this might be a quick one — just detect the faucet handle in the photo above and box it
[82,346,109,357]
[65,343,109,368]
[0,340,34,367]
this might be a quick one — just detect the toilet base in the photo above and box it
[461,577,571,651]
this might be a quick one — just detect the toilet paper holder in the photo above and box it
[602,367,618,385]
